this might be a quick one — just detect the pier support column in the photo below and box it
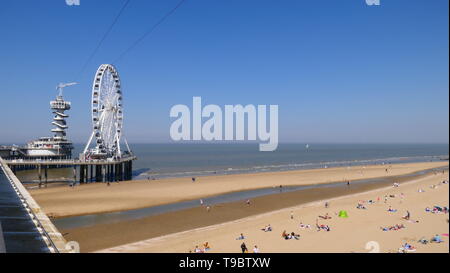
[79,165,85,184]
[44,166,48,187]
[124,162,128,180]
[73,166,77,185]
[130,161,133,179]
[102,165,106,183]
[90,165,93,183]
[38,165,42,188]
[96,165,102,182]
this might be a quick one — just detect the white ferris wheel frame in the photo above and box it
[83,64,128,158]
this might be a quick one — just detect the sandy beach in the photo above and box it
[99,167,449,253]
[35,161,448,253]
[29,161,447,218]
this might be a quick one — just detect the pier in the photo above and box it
[0,157,68,253]
[4,155,136,185]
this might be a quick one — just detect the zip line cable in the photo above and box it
[77,0,132,78]
[113,0,186,64]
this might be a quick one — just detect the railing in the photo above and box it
[5,155,136,164]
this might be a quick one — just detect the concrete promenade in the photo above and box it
[0,157,68,253]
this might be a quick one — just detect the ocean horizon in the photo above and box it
[69,143,449,180]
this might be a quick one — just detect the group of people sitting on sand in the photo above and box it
[380,224,405,231]
[398,242,416,253]
[356,203,367,209]
[282,230,300,240]
[192,242,211,253]
[418,234,446,245]
[425,206,449,214]
[315,220,331,232]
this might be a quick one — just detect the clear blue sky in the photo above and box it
[0,0,448,144]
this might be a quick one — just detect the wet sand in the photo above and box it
[57,162,448,252]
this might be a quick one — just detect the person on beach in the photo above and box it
[431,234,444,243]
[206,206,211,212]
[200,199,204,206]
[316,219,330,232]
[262,224,272,232]
[388,206,397,212]
[246,199,251,206]
[203,242,210,251]
[240,242,248,253]
[357,203,366,209]
[325,202,329,208]
[290,211,294,219]
[403,210,410,220]
[319,213,332,219]
[299,222,311,229]
[192,177,196,182]
[237,233,245,240]
[253,245,260,253]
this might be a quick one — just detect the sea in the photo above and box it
[14,143,448,183]
[77,143,449,180]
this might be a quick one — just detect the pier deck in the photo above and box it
[4,156,137,184]
[4,156,137,166]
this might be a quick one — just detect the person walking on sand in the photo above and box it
[290,211,294,220]
[246,199,251,206]
[241,242,248,253]
[206,206,211,212]
[200,199,204,206]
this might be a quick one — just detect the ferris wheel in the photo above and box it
[83,64,130,159]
